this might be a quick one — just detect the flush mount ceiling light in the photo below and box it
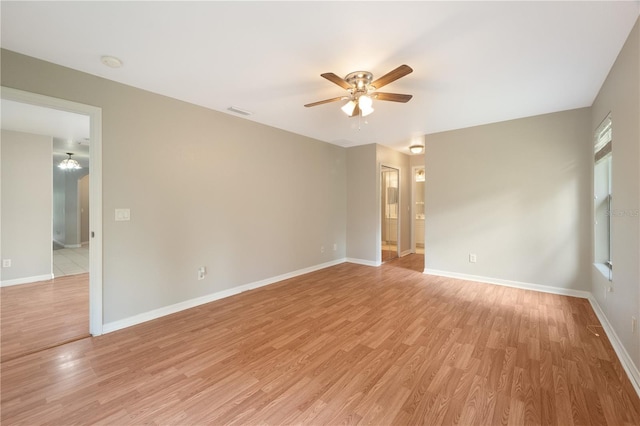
[58,152,82,170]
[409,144,424,154]
[101,55,123,68]
[305,65,413,118]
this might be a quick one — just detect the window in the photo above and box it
[594,115,612,280]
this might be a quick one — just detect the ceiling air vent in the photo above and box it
[227,106,252,116]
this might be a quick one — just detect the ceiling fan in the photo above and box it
[305,64,413,117]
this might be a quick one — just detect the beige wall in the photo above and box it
[424,108,592,291]
[591,18,640,369]
[1,130,53,284]
[346,144,377,263]
[410,152,425,169]
[1,49,347,323]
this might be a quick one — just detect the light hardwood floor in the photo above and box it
[2,256,639,425]
[1,273,89,363]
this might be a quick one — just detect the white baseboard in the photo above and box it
[423,269,591,299]
[52,239,82,249]
[102,258,347,334]
[345,258,381,267]
[1,274,54,287]
[400,250,413,257]
[588,295,640,398]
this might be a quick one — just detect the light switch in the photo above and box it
[115,208,131,221]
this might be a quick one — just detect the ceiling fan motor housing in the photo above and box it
[345,71,374,96]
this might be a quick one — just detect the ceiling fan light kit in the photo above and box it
[305,65,413,118]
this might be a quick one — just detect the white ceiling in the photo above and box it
[1,1,638,153]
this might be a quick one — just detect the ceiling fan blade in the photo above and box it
[371,65,413,90]
[349,103,360,118]
[374,93,413,103]
[304,96,345,107]
[321,72,352,90]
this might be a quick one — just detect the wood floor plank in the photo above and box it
[2,255,639,425]
[1,273,89,363]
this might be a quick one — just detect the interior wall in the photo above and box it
[424,107,592,292]
[346,144,378,263]
[590,18,640,369]
[410,153,425,169]
[1,129,53,284]
[1,49,347,324]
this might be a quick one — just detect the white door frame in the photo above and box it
[2,86,103,336]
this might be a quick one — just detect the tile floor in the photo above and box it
[53,246,89,277]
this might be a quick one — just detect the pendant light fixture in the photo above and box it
[58,152,82,170]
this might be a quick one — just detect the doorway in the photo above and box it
[1,86,103,336]
[52,150,90,277]
[413,167,425,255]
[381,165,400,263]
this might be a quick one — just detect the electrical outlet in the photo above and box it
[333,243,337,251]
[633,317,637,333]
[197,266,206,280]
[320,246,325,253]
[2,259,11,268]
[469,253,477,263]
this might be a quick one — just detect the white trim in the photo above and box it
[1,86,103,336]
[103,258,346,334]
[423,269,591,299]
[594,262,612,281]
[594,113,612,152]
[346,258,381,267]
[1,274,54,287]
[400,249,413,257]
[588,295,640,398]
[53,240,83,249]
